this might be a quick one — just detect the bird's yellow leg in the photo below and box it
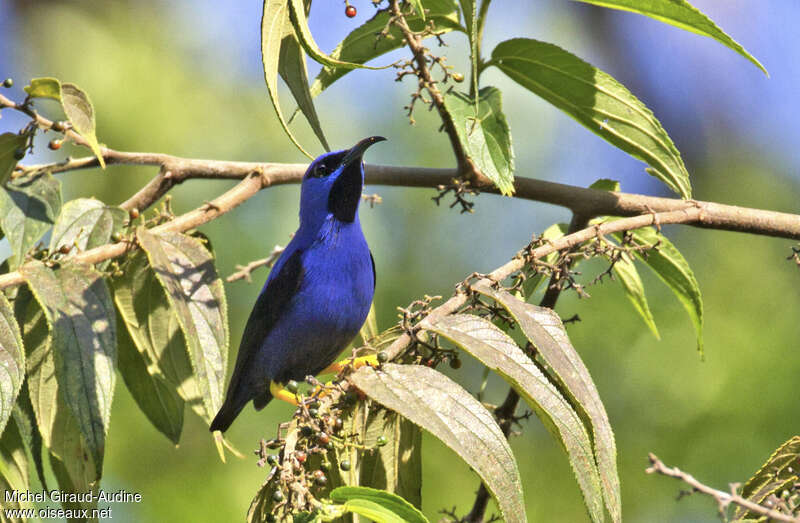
[318,354,381,376]
[270,381,300,406]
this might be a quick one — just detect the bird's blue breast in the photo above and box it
[256,216,374,383]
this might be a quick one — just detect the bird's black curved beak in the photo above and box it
[342,136,387,167]
[328,136,386,223]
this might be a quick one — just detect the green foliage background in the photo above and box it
[3,1,798,521]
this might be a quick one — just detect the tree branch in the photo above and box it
[226,245,285,283]
[646,453,800,523]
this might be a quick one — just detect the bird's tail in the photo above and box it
[209,388,273,432]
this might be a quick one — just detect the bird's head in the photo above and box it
[299,136,386,226]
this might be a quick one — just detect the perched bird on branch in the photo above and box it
[210,136,385,432]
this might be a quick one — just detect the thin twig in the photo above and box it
[646,453,800,523]
[226,245,285,283]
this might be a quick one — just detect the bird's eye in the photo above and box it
[312,162,329,178]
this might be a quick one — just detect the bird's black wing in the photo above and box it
[225,248,305,408]
[370,250,376,288]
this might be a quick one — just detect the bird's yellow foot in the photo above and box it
[319,354,381,376]
[270,381,300,406]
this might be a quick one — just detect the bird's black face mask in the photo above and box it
[328,136,386,222]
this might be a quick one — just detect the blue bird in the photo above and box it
[210,136,385,432]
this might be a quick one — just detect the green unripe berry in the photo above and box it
[339,459,351,471]
[308,408,319,418]
[286,380,299,394]
[13,147,25,160]
[376,435,388,447]
[377,351,389,363]
[449,357,462,369]
[271,490,284,502]
[266,454,278,466]
[2,78,12,88]
[452,73,464,83]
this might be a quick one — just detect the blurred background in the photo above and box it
[1,0,798,521]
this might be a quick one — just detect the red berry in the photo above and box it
[295,450,307,463]
[345,5,356,17]
[48,139,62,150]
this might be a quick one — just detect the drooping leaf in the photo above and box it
[20,261,116,476]
[116,309,184,444]
[491,38,691,198]
[0,416,29,498]
[349,364,526,523]
[426,314,604,521]
[288,0,388,71]
[612,252,660,339]
[0,293,24,435]
[359,407,422,508]
[61,83,106,168]
[279,22,330,152]
[11,387,48,491]
[570,0,767,75]
[49,198,126,256]
[137,228,228,425]
[262,0,314,158]
[624,225,703,354]
[444,86,515,195]
[330,486,429,523]
[306,0,460,102]
[0,132,26,186]
[48,408,100,512]
[734,436,800,520]
[112,251,203,418]
[471,283,621,522]
[0,171,62,268]
[24,78,106,168]
[16,288,58,449]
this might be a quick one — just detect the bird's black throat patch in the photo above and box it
[328,161,362,222]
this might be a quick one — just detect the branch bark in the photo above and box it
[646,453,800,523]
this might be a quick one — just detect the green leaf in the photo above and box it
[624,225,703,354]
[407,0,426,20]
[358,408,422,508]
[349,364,526,523]
[0,294,24,435]
[305,0,460,103]
[444,86,515,195]
[458,0,478,106]
[61,83,106,168]
[0,416,29,497]
[262,0,315,158]
[24,78,106,168]
[0,133,27,186]
[0,171,62,269]
[425,314,605,522]
[491,38,691,198]
[588,178,620,192]
[49,197,126,255]
[612,252,660,339]
[330,486,428,523]
[471,283,621,522]
[137,228,228,425]
[11,388,48,491]
[288,0,389,71]
[15,288,58,449]
[116,308,184,444]
[20,261,117,477]
[570,0,767,75]
[279,23,330,152]
[522,222,568,299]
[112,252,203,421]
[734,436,800,520]
[23,77,62,100]
[49,412,100,512]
